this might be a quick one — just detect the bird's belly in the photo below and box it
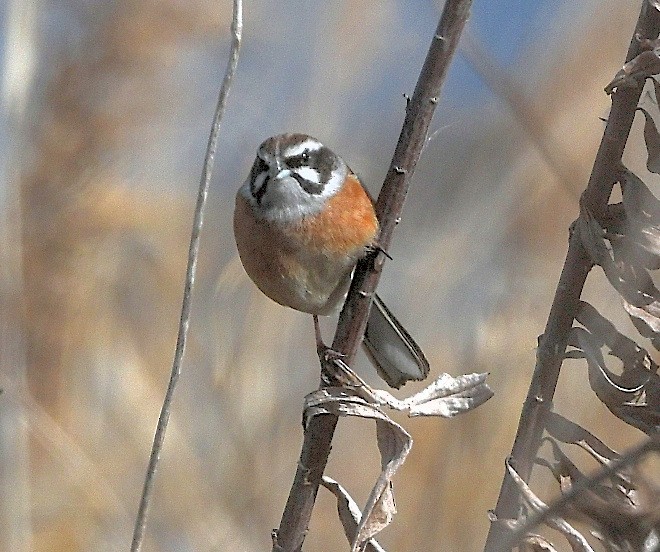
[234,197,358,315]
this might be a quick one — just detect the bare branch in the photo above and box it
[272,1,473,550]
[129,2,243,550]
[484,3,660,551]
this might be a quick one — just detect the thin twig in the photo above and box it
[483,3,660,551]
[497,436,660,552]
[272,2,473,551]
[129,2,243,550]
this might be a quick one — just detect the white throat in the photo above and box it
[239,163,347,223]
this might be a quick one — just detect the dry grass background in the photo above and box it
[0,0,656,551]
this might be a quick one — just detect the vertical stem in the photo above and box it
[273,2,473,550]
[484,3,660,550]
[130,2,243,550]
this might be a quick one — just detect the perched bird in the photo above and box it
[233,133,429,388]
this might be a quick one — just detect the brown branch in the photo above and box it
[272,1,473,551]
[483,3,660,551]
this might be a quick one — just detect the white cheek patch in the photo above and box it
[285,139,322,158]
[321,167,345,199]
[295,166,320,184]
[252,172,268,195]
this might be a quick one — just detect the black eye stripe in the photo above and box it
[249,156,270,203]
[249,157,269,181]
[314,147,337,184]
[291,173,324,195]
[285,146,337,182]
[285,149,310,169]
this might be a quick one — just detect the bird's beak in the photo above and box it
[272,168,291,181]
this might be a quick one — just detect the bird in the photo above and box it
[233,132,429,388]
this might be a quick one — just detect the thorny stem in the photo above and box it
[484,3,660,551]
[272,1,473,551]
[129,2,243,550]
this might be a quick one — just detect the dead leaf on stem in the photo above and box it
[578,199,660,345]
[568,302,660,434]
[637,107,660,173]
[506,461,595,552]
[605,48,660,94]
[540,437,660,552]
[304,389,410,552]
[545,412,621,466]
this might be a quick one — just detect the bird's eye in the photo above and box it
[287,149,311,169]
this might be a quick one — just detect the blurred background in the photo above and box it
[0,0,656,550]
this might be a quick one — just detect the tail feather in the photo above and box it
[362,294,430,388]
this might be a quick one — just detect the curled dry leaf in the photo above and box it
[653,77,660,107]
[506,461,596,552]
[576,205,651,308]
[576,302,654,371]
[577,206,612,267]
[637,108,660,173]
[305,363,491,549]
[600,202,660,270]
[544,439,660,552]
[623,300,660,350]
[519,534,560,552]
[543,438,636,515]
[321,477,387,552]
[323,357,493,418]
[605,48,660,94]
[545,412,620,466]
[578,204,660,346]
[304,389,412,552]
[620,169,660,345]
[573,302,660,434]
[371,371,493,417]
[621,169,660,257]
[569,328,659,435]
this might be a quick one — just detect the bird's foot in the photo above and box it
[313,315,354,387]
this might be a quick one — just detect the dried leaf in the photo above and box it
[321,477,387,552]
[576,324,627,398]
[578,209,660,321]
[564,349,587,360]
[621,169,660,256]
[577,302,653,369]
[323,357,493,418]
[601,202,660,270]
[541,439,660,552]
[577,207,611,267]
[605,48,660,94]
[569,310,660,434]
[304,389,412,551]
[545,412,620,466]
[519,534,560,552]
[623,300,660,350]
[638,108,660,173]
[371,371,493,417]
[507,461,596,552]
[653,77,660,107]
[574,328,636,397]
[544,438,635,512]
